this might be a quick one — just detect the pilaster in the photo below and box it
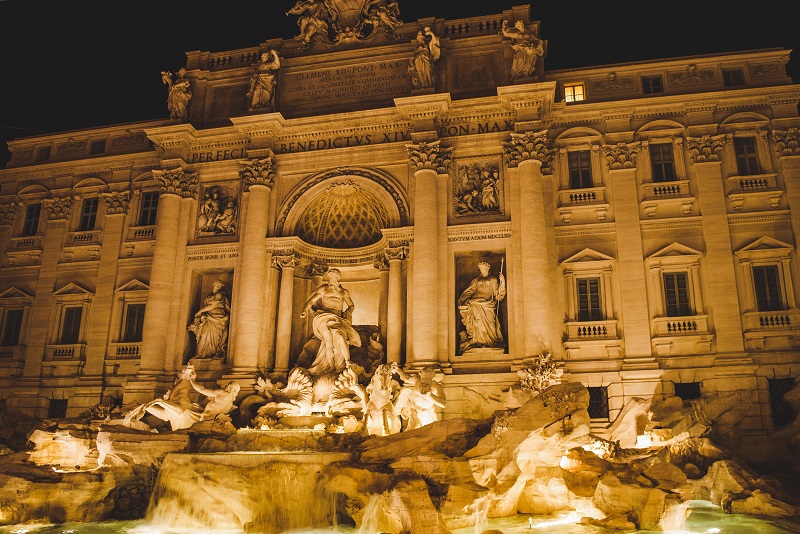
[273,254,298,375]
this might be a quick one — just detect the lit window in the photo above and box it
[138,191,159,226]
[568,150,592,189]
[564,82,585,103]
[722,68,745,87]
[22,204,41,237]
[78,198,99,231]
[733,137,760,176]
[642,75,664,94]
[649,143,676,182]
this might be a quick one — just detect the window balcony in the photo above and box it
[45,343,86,360]
[652,314,713,355]
[742,309,800,350]
[563,320,622,363]
[565,319,618,341]
[641,179,695,217]
[727,173,782,211]
[67,229,102,246]
[126,225,156,241]
[557,186,609,223]
[10,234,44,251]
[0,346,25,376]
[109,342,142,359]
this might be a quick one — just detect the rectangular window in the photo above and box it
[22,204,41,237]
[35,147,51,162]
[138,192,159,226]
[122,303,146,343]
[663,272,692,317]
[78,198,99,231]
[753,265,783,311]
[650,143,676,182]
[89,140,106,155]
[642,75,664,94]
[48,398,68,419]
[734,137,760,176]
[564,82,585,103]
[674,382,702,400]
[568,150,592,189]
[722,68,745,87]
[587,387,609,419]
[60,307,82,344]
[1,309,23,347]
[768,378,795,428]
[577,278,602,321]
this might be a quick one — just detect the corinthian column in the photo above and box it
[406,140,451,367]
[229,158,276,376]
[502,131,554,357]
[775,128,800,253]
[129,168,196,401]
[385,245,407,365]
[273,254,297,374]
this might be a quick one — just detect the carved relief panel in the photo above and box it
[196,182,240,239]
[453,157,504,221]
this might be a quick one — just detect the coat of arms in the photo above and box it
[287,0,402,45]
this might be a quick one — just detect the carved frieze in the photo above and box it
[153,168,198,198]
[603,142,640,170]
[101,191,131,215]
[197,183,239,238]
[42,197,74,221]
[111,130,146,147]
[687,134,726,163]
[669,64,715,85]
[591,72,635,93]
[407,140,452,174]
[454,158,503,218]
[240,158,277,191]
[502,130,553,171]
[773,128,800,157]
[57,138,87,154]
[0,203,16,226]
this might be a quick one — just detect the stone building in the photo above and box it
[1,3,798,459]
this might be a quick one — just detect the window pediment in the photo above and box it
[646,242,703,267]
[636,120,686,141]
[735,236,793,260]
[53,283,93,302]
[116,279,150,293]
[0,287,33,300]
[561,248,614,272]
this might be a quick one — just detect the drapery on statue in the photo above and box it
[286,0,330,43]
[161,68,192,120]
[390,363,446,430]
[362,0,402,31]
[501,20,544,79]
[246,50,281,112]
[300,268,362,375]
[188,279,231,360]
[458,260,506,351]
[408,26,440,90]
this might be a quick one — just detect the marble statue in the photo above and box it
[300,268,362,375]
[359,363,400,436]
[501,20,544,80]
[287,0,330,43]
[458,261,506,352]
[188,279,231,360]
[189,379,241,421]
[122,365,201,431]
[161,68,192,120]
[408,27,440,90]
[362,0,402,31]
[246,50,281,112]
[390,364,445,430]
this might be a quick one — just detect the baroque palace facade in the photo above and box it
[1,4,799,457]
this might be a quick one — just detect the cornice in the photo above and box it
[554,223,616,238]
[56,260,101,274]
[0,266,41,277]
[640,217,703,232]
[0,153,161,183]
[727,211,790,225]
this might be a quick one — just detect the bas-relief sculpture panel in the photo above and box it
[454,252,508,356]
[453,157,503,220]
[196,183,240,238]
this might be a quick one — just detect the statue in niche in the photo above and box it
[501,20,544,80]
[456,162,501,216]
[390,364,446,430]
[300,268,362,375]
[408,27,440,90]
[458,260,506,352]
[286,0,331,43]
[246,50,281,112]
[197,186,238,236]
[188,279,231,360]
[161,68,192,120]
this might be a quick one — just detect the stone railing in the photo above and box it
[127,225,157,241]
[109,342,142,359]
[653,315,710,336]
[0,346,24,360]
[727,173,782,210]
[10,235,44,251]
[565,320,618,340]
[207,49,261,71]
[743,309,800,331]
[559,186,606,206]
[45,343,86,360]
[641,179,691,201]
[442,15,505,37]
[67,229,102,246]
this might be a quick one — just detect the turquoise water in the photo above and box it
[1,502,797,534]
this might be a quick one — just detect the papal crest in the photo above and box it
[287,0,402,45]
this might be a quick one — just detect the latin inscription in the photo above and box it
[188,252,239,262]
[189,148,246,164]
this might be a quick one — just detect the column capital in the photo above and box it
[240,157,277,191]
[502,130,554,171]
[153,168,198,198]
[374,255,389,272]
[0,202,17,226]
[273,254,297,270]
[306,262,328,277]
[406,140,452,174]
[686,134,725,163]
[385,245,407,262]
[774,127,800,157]
[603,141,641,170]
[42,197,73,221]
[100,190,131,215]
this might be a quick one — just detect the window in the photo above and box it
[769,378,795,428]
[650,143,676,182]
[48,399,68,419]
[674,382,701,400]
[122,303,146,342]
[78,198,99,231]
[22,204,41,236]
[89,140,106,155]
[568,150,592,189]
[564,82,585,103]
[642,75,664,94]
[60,307,83,344]
[753,265,783,311]
[733,137,760,176]
[138,191,159,226]
[722,68,745,87]
[663,272,692,317]
[35,147,51,162]
[587,387,609,419]
[577,278,602,321]
[1,309,23,347]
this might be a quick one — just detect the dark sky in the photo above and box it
[1,0,799,167]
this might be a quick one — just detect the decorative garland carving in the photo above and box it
[406,140,452,174]
[240,158,277,191]
[384,245,407,262]
[0,203,17,226]
[101,191,131,215]
[153,168,198,198]
[773,128,800,157]
[273,254,298,270]
[42,197,74,221]
[686,134,726,163]
[502,130,553,171]
[603,142,640,169]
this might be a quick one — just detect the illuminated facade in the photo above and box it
[1,3,799,460]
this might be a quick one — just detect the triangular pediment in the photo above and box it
[53,283,92,296]
[561,248,615,264]
[115,279,149,292]
[0,287,33,300]
[737,236,793,253]
[648,242,703,259]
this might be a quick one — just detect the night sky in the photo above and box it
[1,0,799,167]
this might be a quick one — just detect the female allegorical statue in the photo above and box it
[457,260,506,352]
[188,279,231,360]
[247,50,281,112]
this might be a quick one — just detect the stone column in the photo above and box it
[0,203,15,259]
[775,129,800,274]
[273,254,297,374]
[687,135,744,353]
[262,260,280,371]
[374,255,390,346]
[407,140,451,367]
[503,131,554,357]
[130,168,196,399]
[385,245,406,365]
[229,158,275,376]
